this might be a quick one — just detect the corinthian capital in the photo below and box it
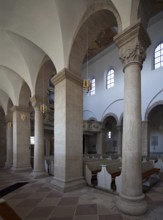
[119,39,146,67]
[114,22,151,69]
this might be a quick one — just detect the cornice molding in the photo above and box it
[114,21,151,49]
[51,68,82,86]
[11,106,30,113]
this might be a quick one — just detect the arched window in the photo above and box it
[90,77,95,96]
[154,43,163,69]
[106,68,114,89]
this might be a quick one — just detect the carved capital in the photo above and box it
[30,95,43,108]
[114,22,151,70]
[119,39,146,67]
[5,116,12,127]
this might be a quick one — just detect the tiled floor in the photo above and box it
[0,168,163,220]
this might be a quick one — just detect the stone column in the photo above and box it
[11,106,32,171]
[141,121,149,157]
[51,68,85,192]
[117,125,122,156]
[30,96,48,177]
[83,135,88,154]
[101,128,106,155]
[5,119,13,168]
[45,138,50,156]
[96,132,103,155]
[114,22,151,215]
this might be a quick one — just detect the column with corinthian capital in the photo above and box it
[51,68,85,192]
[30,96,48,177]
[114,22,151,215]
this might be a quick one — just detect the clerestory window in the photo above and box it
[154,43,163,69]
[106,68,114,89]
[90,78,95,96]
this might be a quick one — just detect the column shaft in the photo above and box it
[96,132,103,155]
[117,125,122,156]
[34,107,44,171]
[5,122,13,168]
[122,63,142,195]
[114,22,151,215]
[141,121,149,156]
[30,96,48,178]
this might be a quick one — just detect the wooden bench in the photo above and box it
[97,159,122,191]
[84,158,113,186]
[142,161,160,187]
[142,168,160,179]
[0,198,21,220]
[84,158,121,187]
[116,161,160,193]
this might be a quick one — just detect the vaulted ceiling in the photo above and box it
[0,0,163,113]
[84,0,163,63]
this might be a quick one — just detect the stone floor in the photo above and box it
[0,168,163,220]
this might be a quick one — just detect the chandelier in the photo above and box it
[40,103,48,114]
[83,79,92,93]
[40,72,48,114]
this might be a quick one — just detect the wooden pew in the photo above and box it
[142,161,160,187]
[97,159,121,191]
[116,161,160,193]
[0,198,21,220]
[84,158,121,187]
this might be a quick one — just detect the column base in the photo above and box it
[31,170,49,178]
[5,162,12,168]
[51,177,86,192]
[116,193,147,216]
[11,166,32,172]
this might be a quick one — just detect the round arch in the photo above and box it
[145,100,163,121]
[35,59,56,105]
[68,1,122,75]
[102,113,118,128]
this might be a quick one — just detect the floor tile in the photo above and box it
[58,197,79,206]
[73,215,98,220]
[37,197,60,206]
[7,199,24,207]
[146,193,163,202]
[51,206,76,218]
[99,214,123,220]
[28,192,49,198]
[36,187,53,192]
[13,207,34,218]
[6,192,31,200]
[97,204,116,215]
[75,204,97,215]
[47,191,63,198]
[16,198,41,207]
[49,218,73,220]
[0,168,163,220]
[24,206,54,218]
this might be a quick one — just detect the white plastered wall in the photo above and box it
[82,13,163,124]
